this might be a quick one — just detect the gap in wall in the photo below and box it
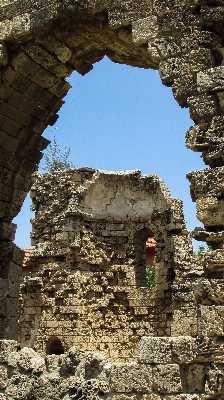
[13,56,205,251]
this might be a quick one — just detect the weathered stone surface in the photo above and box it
[0,0,224,398]
[132,16,159,45]
[0,340,17,363]
[185,363,206,394]
[110,363,152,393]
[0,0,222,348]
[205,363,224,397]
[171,337,197,364]
[198,305,224,338]
[19,169,195,361]
[139,336,197,365]
[139,337,172,364]
[152,364,182,394]
[1,339,217,399]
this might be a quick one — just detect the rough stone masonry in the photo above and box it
[0,0,224,398]
[19,169,197,361]
[3,168,221,399]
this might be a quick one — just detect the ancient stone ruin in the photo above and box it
[1,0,224,398]
[19,168,196,360]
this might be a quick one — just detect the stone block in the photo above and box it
[196,197,224,227]
[148,36,180,62]
[187,94,216,123]
[0,181,13,202]
[181,30,222,52]
[198,305,224,337]
[0,339,17,363]
[6,298,19,318]
[203,249,224,271]
[24,81,42,100]
[138,337,172,364]
[110,362,152,393]
[12,245,24,266]
[30,67,56,90]
[0,221,16,241]
[171,309,197,337]
[5,374,32,399]
[132,16,158,45]
[171,337,197,364]
[0,365,7,390]
[152,364,182,394]
[48,80,71,98]
[49,97,64,114]
[1,115,21,136]
[159,57,188,86]
[1,261,21,281]
[0,279,19,298]
[187,166,224,200]
[108,0,153,29]
[185,363,205,393]
[8,90,31,112]
[30,6,58,31]
[188,48,212,75]
[0,241,14,262]
[0,130,7,146]
[10,347,45,373]
[197,66,224,93]
[13,52,40,81]
[173,74,197,107]
[35,88,54,108]
[205,363,224,396]
[2,133,19,153]
[201,6,224,23]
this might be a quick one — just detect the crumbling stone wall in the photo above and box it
[1,336,219,400]
[0,0,224,397]
[0,0,224,340]
[2,336,224,398]
[19,169,198,362]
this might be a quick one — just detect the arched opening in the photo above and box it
[13,58,204,251]
[133,228,156,287]
[145,237,156,288]
[0,0,219,347]
[146,238,156,267]
[46,336,64,356]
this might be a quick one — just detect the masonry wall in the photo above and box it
[18,169,199,362]
[0,0,224,341]
[1,335,223,400]
[0,1,224,397]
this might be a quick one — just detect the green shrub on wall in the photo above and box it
[146,265,156,288]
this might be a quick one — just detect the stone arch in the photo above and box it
[134,229,157,288]
[134,227,155,264]
[132,226,175,290]
[0,0,223,344]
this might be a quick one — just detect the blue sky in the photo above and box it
[14,56,205,250]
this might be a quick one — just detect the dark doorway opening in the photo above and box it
[46,336,64,355]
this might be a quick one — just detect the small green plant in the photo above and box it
[196,245,212,260]
[146,256,156,288]
[43,136,74,173]
[146,266,156,288]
